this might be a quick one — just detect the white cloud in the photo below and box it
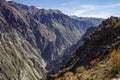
[72,9,90,16]
[72,11,112,18]
[72,5,96,16]
[5,0,13,1]
[81,13,111,18]
[71,3,120,18]
[100,3,120,9]
[36,7,41,9]
[83,13,120,19]
[80,5,96,9]
[72,5,95,16]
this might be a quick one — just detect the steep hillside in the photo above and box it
[53,17,120,80]
[0,0,47,80]
[5,0,85,75]
[61,27,97,66]
[7,0,84,62]
[46,27,97,75]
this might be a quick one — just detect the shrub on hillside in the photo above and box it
[110,49,120,74]
[63,72,78,80]
[75,66,86,73]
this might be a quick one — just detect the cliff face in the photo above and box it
[0,31,47,80]
[53,17,120,80]
[0,1,46,80]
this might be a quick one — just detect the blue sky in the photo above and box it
[7,0,120,18]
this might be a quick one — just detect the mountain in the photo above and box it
[7,1,85,75]
[70,16,104,31]
[0,0,104,79]
[53,16,120,80]
[7,1,85,63]
[0,0,46,80]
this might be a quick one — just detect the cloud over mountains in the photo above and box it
[5,0,13,1]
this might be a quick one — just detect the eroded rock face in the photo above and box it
[0,30,47,80]
[0,24,47,79]
[0,1,47,80]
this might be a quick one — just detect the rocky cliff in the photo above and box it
[0,0,46,80]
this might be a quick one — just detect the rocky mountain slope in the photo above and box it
[0,0,47,80]
[45,27,97,75]
[0,0,104,79]
[61,27,97,66]
[53,17,120,80]
[7,1,84,63]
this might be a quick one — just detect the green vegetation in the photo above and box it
[96,66,105,71]
[75,66,86,73]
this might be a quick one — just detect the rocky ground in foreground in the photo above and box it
[54,50,120,80]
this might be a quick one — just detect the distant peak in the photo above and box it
[48,9,63,14]
[6,0,63,15]
[37,9,63,15]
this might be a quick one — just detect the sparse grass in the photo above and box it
[63,72,78,80]
[64,72,74,77]
[75,66,86,73]
[97,66,105,71]
[110,49,120,74]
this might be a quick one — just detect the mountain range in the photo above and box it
[70,16,104,31]
[0,0,104,80]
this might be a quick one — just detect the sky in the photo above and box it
[7,0,120,18]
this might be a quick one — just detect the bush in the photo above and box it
[64,72,74,77]
[63,72,78,80]
[110,49,120,74]
[75,66,86,73]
